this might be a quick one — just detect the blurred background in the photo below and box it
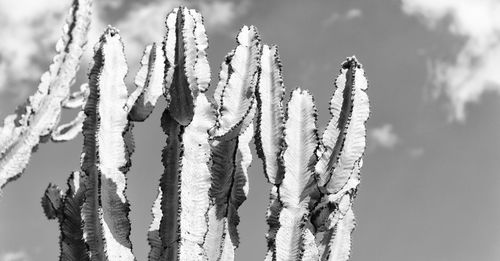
[1,0,500,260]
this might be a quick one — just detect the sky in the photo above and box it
[1,0,500,260]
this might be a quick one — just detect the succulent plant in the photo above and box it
[0,3,370,260]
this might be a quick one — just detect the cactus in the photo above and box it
[25,4,370,261]
[41,171,88,261]
[0,0,92,192]
[255,50,369,261]
[145,8,260,260]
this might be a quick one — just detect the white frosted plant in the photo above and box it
[0,3,370,261]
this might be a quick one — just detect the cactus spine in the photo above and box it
[0,0,92,192]
[26,4,370,261]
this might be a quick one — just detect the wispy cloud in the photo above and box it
[401,0,500,121]
[0,251,30,261]
[369,124,399,150]
[323,8,363,27]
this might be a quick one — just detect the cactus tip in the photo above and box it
[342,56,362,69]
[105,25,120,37]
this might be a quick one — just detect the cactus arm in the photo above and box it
[190,10,211,93]
[158,111,182,261]
[212,26,261,139]
[127,43,165,122]
[51,111,86,142]
[310,58,369,260]
[167,7,195,126]
[81,28,136,261]
[315,57,369,195]
[275,89,319,261]
[52,84,90,142]
[0,0,92,191]
[205,138,238,260]
[255,44,286,185]
[62,83,91,109]
[41,171,89,261]
[204,25,261,260]
[157,97,215,261]
[149,8,214,261]
[254,44,286,259]
[226,122,254,248]
[314,63,353,189]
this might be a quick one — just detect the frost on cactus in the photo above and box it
[255,55,369,261]
[0,0,92,192]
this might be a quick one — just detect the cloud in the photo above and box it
[199,0,250,30]
[369,124,399,150]
[323,8,363,27]
[0,251,30,261]
[345,9,363,19]
[0,0,68,96]
[401,0,500,121]
[113,1,181,68]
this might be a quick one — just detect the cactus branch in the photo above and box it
[41,171,89,261]
[80,27,136,261]
[274,89,319,261]
[0,0,92,192]
[127,43,165,122]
